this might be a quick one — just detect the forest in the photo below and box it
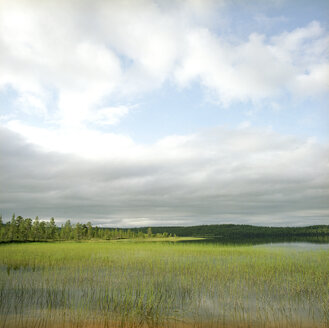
[132,224,329,237]
[0,215,171,242]
[1,214,328,243]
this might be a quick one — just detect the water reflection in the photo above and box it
[254,242,329,250]
[178,235,329,246]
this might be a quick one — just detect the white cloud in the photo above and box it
[5,120,137,159]
[175,21,329,105]
[92,106,132,126]
[0,0,328,128]
[238,121,251,129]
[270,21,324,58]
[15,93,47,117]
[293,63,329,96]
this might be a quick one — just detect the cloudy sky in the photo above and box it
[0,0,328,226]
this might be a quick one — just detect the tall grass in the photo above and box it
[0,241,328,327]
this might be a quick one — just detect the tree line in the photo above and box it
[129,224,329,237]
[0,215,173,243]
[1,215,328,243]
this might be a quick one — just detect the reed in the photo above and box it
[0,241,328,327]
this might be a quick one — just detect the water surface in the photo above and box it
[178,235,329,247]
[254,241,329,250]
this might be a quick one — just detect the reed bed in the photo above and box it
[0,241,328,327]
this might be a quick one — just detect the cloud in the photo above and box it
[1,126,328,226]
[91,106,132,126]
[175,21,329,105]
[0,0,328,227]
[5,120,137,159]
[0,0,328,127]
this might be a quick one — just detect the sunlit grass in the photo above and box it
[0,241,328,327]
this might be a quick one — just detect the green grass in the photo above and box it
[0,241,328,327]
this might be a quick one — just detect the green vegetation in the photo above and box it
[0,215,174,242]
[0,241,328,327]
[131,224,329,238]
[1,214,328,244]
[1,215,328,326]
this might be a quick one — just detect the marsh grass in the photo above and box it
[0,241,328,327]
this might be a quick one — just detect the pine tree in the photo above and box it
[48,217,57,240]
[74,223,83,241]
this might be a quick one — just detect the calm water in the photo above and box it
[254,241,329,250]
[178,236,329,248]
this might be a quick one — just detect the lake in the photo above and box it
[178,235,329,246]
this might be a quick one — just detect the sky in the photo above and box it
[0,0,328,227]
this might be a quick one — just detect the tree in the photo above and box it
[147,227,152,238]
[94,226,100,239]
[32,216,40,241]
[86,222,93,239]
[0,215,5,242]
[25,218,33,240]
[47,217,57,240]
[73,223,84,241]
[82,224,88,239]
[39,221,46,240]
[9,213,18,241]
[104,229,111,240]
[17,216,28,241]
[62,220,72,240]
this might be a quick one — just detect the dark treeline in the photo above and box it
[128,224,329,238]
[0,215,172,243]
[1,215,328,243]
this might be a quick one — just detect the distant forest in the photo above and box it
[131,224,329,238]
[1,214,328,243]
[0,215,171,242]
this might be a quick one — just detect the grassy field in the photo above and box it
[0,240,328,328]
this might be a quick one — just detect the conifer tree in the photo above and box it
[17,216,28,240]
[39,221,46,240]
[74,222,83,240]
[32,216,40,241]
[48,217,57,240]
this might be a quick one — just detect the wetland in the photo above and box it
[1,238,328,328]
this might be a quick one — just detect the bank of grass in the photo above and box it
[0,241,328,328]
[105,236,205,242]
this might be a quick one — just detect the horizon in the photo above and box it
[1,0,328,227]
[1,214,328,229]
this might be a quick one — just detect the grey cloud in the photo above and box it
[1,126,328,226]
